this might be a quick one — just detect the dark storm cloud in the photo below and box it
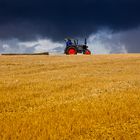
[0,0,140,41]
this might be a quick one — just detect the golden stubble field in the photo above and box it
[0,54,140,140]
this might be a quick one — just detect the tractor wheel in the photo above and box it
[84,49,91,55]
[66,47,77,55]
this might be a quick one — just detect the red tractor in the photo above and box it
[64,38,91,55]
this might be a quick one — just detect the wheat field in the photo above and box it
[0,54,140,140]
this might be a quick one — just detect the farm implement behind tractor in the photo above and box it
[64,38,91,55]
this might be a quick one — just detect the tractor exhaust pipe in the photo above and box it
[85,38,87,45]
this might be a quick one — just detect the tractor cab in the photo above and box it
[65,38,77,46]
[64,38,91,55]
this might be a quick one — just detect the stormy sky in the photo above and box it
[0,0,140,54]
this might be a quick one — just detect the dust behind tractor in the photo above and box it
[64,38,91,55]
